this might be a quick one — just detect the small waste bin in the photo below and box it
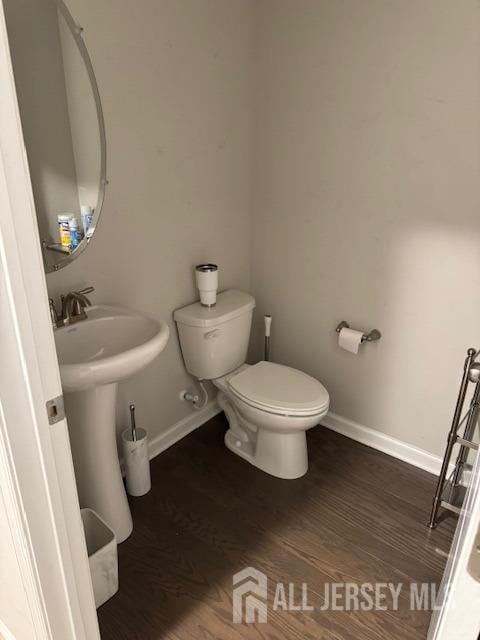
[81,508,118,608]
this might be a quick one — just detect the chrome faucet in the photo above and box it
[49,286,95,328]
[61,287,95,325]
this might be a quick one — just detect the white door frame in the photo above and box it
[428,446,480,639]
[0,1,99,638]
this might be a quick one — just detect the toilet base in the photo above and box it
[224,426,308,480]
[217,389,311,479]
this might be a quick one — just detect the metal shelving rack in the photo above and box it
[428,348,480,528]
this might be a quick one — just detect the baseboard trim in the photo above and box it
[322,411,448,476]
[121,400,221,475]
[122,403,459,481]
[149,400,222,460]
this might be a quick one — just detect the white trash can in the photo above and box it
[81,508,118,608]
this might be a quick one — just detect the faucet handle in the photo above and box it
[49,298,60,328]
[75,286,94,307]
[77,286,94,295]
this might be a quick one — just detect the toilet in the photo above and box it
[174,289,329,479]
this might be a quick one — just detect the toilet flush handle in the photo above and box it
[204,329,220,340]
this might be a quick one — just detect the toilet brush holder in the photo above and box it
[122,428,151,496]
[121,404,151,497]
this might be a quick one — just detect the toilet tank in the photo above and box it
[174,289,255,380]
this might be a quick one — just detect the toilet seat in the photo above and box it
[228,361,329,417]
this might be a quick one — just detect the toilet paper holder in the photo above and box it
[335,321,381,343]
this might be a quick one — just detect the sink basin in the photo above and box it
[55,305,169,543]
[55,305,169,391]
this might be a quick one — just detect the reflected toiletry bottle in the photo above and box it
[81,205,94,236]
[58,214,72,249]
[68,216,83,250]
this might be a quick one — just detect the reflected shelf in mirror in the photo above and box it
[43,241,73,256]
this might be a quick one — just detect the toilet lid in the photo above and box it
[228,361,329,416]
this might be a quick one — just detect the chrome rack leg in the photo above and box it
[427,348,476,529]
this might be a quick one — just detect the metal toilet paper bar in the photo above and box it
[335,321,381,344]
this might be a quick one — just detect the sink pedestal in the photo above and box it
[65,383,133,543]
[54,305,169,542]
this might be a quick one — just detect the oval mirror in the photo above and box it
[3,0,106,272]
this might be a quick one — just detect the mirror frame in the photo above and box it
[43,0,107,273]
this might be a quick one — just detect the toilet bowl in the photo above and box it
[174,289,330,479]
[214,361,329,479]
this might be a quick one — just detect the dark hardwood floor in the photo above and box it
[98,414,455,640]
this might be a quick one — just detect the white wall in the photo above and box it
[39,0,480,459]
[47,0,254,441]
[251,0,480,457]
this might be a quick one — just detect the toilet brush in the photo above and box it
[130,403,137,441]
[121,403,151,497]
[264,315,272,361]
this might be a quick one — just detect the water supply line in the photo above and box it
[181,379,209,410]
[195,380,209,410]
[264,315,272,361]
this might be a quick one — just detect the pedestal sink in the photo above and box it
[55,305,169,543]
